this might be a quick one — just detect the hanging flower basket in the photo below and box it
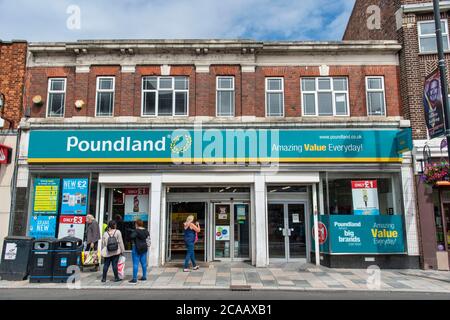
[421,161,450,186]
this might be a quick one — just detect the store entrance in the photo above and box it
[268,202,307,261]
[167,202,206,261]
[102,187,150,251]
[213,202,250,260]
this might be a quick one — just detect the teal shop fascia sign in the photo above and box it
[27,128,412,164]
[311,215,406,254]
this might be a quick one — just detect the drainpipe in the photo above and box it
[8,124,21,236]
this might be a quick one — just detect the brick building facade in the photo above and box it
[13,40,418,268]
[345,0,450,270]
[0,40,27,251]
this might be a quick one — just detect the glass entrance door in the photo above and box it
[268,202,307,260]
[214,203,250,260]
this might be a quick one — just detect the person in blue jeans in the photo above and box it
[183,215,201,272]
[129,219,150,283]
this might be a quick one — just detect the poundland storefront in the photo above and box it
[19,124,419,268]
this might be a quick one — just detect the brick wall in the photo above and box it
[343,0,400,41]
[0,41,27,129]
[24,64,402,118]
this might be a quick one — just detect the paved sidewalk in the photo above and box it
[1,262,450,293]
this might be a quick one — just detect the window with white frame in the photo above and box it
[47,78,66,117]
[216,76,235,116]
[418,20,450,53]
[96,77,115,117]
[366,77,386,116]
[0,118,4,129]
[142,76,188,116]
[301,77,349,116]
[266,78,284,117]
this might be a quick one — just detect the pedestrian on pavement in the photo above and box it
[129,219,150,284]
[101,220,125,282]
[183,215,200,272]
[85,214,100,251]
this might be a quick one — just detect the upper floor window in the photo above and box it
[266,78,284,117]
[47,78,66,117]
[301,77,349,116]
[366,76,386,116]
[142,76,188,116]
[96,77,115,117]
[216,76,235,117]
[418,20,450,53]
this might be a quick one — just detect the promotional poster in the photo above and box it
[57,215,86,240]
[124,188,149,222]
[28,214,57,238]
[351,180,380,215]
[61,178,89,215]
[32,178,60,215]
[423,69,445,139]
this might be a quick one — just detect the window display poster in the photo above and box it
[124,188,149,222]
[32,178,60,215]
[61,178,89,215]
[216,226,230,241]
[351,180,380,215]
[57,215,86,240]
[28,214,57,238]
[236,205,246,221]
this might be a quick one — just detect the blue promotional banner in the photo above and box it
[311,215,405,254]
[32,178,60,215]
[28,214,57,238]
[27,129,411,163]
[61,178,89,215]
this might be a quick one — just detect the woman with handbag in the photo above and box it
[129,219,150,284]
[101,220,125,283]
[183,215,200,272]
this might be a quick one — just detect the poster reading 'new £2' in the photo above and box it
[61,178,89,215]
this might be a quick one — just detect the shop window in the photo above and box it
[324,176,397,216]
[265,78,284,117]
[95,77,115,117]
[142,76,189,116]
[216,76,235,117]
[418,20,450,54]
[366,76,386,116]
[434,192,446,251]
[47,78,66,117]
[301,77,349,116]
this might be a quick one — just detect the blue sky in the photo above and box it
[0,0,355,42]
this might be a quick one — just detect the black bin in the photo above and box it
[52,237,83,283]
[29,238,57,283]
[0,236,35,281]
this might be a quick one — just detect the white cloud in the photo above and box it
[0,0,355,41]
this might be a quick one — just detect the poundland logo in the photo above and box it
[67,136,167,152]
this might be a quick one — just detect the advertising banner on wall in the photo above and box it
[351,180,380,215]
[423,69,446,139]
[28,214,57,238]
[57,215,86,240]
[311,215,405,254]
[61,178,89,215]
[32,178,60,215]
[124,188,149,222]
[28,129,411,164]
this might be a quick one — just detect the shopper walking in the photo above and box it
[85,214,100,251]
[183,215,200,272]
[101,220,125,282]
[129,219,150,284]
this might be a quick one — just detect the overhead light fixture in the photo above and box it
[282,186,291,190]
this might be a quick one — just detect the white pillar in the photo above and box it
[401,152,420,256]
[149,174,162,267]
[97,185,106,257]
[312,184,320,266]
[255,174,268,267]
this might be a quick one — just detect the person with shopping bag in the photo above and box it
[128,219,150,284]
[85,214,100,251]
[101,220,125,282]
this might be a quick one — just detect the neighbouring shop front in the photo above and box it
[20,125,417,268]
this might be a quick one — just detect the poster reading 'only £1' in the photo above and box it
[351,180,380,216]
